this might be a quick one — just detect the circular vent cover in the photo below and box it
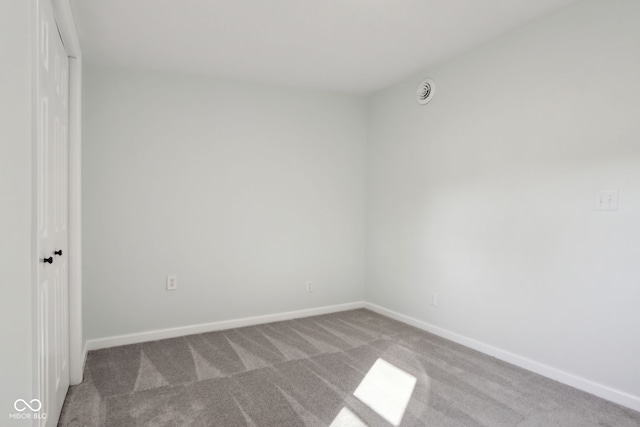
[416,78,435,105]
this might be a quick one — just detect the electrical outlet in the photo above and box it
[306,281,313,292]
[430,293,437,306]
[167,275,177,291]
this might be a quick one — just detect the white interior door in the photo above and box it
[37,0,70,424]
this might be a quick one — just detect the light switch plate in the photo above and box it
[594,191,618,211]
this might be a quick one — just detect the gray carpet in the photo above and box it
[59,309,640,426]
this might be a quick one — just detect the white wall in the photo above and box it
[366,0,640,401]
[82,65,367,340]
[81,0,640,409]
[0,0,34,422]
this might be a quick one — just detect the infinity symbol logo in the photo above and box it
[14,399,42,412]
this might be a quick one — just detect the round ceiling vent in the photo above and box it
[416,78,435,105]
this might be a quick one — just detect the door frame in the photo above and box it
[49,0,83,385]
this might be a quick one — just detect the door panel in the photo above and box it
[37,0,70,425]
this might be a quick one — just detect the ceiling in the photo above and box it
[70,0,582,94]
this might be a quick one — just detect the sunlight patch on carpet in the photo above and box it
[329,407,368,427]
[353,358,416,426]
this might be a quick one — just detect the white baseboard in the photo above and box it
[85,301,365,352]
[364,302,640,413]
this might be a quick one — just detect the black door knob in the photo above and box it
[54,250,63,256]
[43,257,53,264]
